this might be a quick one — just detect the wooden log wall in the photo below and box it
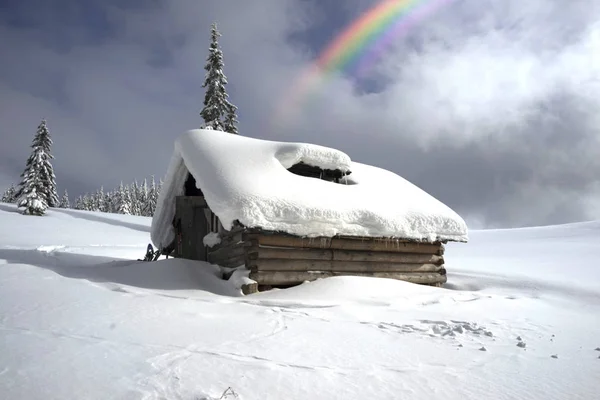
[242,232,447,288]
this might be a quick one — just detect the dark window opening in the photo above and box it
[287,162,353,184]
[184,173,204,196]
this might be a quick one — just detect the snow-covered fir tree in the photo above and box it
[15,120,60,215]
[144,176,158,217]
[1,184,17,203]
[200,23,239,134]
[129,180,141,216]
[82,193,93,211]
[137,179,149,216]
[59,189,70,208]
[15,120,59,208]
[74,195,83,210]
[114,182,131,215]
[104,191,113,213]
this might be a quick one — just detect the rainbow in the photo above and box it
[272,0,454,129]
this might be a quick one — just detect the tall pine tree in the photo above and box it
[15,119,59,209]
[200,23,239,134]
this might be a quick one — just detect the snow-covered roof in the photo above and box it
[151,129,468,250]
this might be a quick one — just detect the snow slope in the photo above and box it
[1,202,599,400]
[151,129,468,250]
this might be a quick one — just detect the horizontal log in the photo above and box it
[249,259,444,273]
[248,247,443,264]
[246,234,443,255]
[249,270,447,286]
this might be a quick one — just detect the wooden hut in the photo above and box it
[151,129,468,294]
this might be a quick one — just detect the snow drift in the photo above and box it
[151,129,468,250]
[1,203,599,400]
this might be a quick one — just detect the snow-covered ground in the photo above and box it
[0,202,598,400]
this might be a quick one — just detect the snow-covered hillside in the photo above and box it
[0,203,598,400]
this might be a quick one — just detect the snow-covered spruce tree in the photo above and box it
[74,195,84,210]
[103,191,113,213]
[1,184,17,203]
[82,193,93,211]
[200,23,239,134]
[129,181,141,216]
[15,120,59,208]
[59,189,70,208]
[144,175,159,217]
[138,179,149,216]
[114,182,131,215]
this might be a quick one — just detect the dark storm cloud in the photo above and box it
[0,0,598,228]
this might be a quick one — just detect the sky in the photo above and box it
[1,0,599,229]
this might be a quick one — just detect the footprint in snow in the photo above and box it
[551,354,558,359]
[517,342,526,348]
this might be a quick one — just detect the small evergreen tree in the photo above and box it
[138,178,149,216]
[1,184,17,203]
[59,189,70,208]
[104,191,113,213]
[129,181,141,216]
[200,23,239,133]
[144,176,159,217]
[74,195,84,210]
[82,193,93,211]
[115,182,131,215]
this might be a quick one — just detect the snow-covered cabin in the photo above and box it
[151,129,468,293]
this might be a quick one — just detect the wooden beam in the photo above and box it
[249,270,447,286]
[249,259,444,273]
[247,246,444,264]
[246,234,443,255]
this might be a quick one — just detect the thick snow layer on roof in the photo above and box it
[151,129,468,249]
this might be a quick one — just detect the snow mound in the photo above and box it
[151,129,468,250]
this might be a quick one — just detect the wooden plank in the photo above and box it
[249,270,446,286]
[248,234,443,254]
[248,246,444,264]
[334,250,443,264]
[250,259,443,273]
[249,247,332,261]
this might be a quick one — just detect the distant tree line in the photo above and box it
[71,177,162,216]
[2,172,163,217]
